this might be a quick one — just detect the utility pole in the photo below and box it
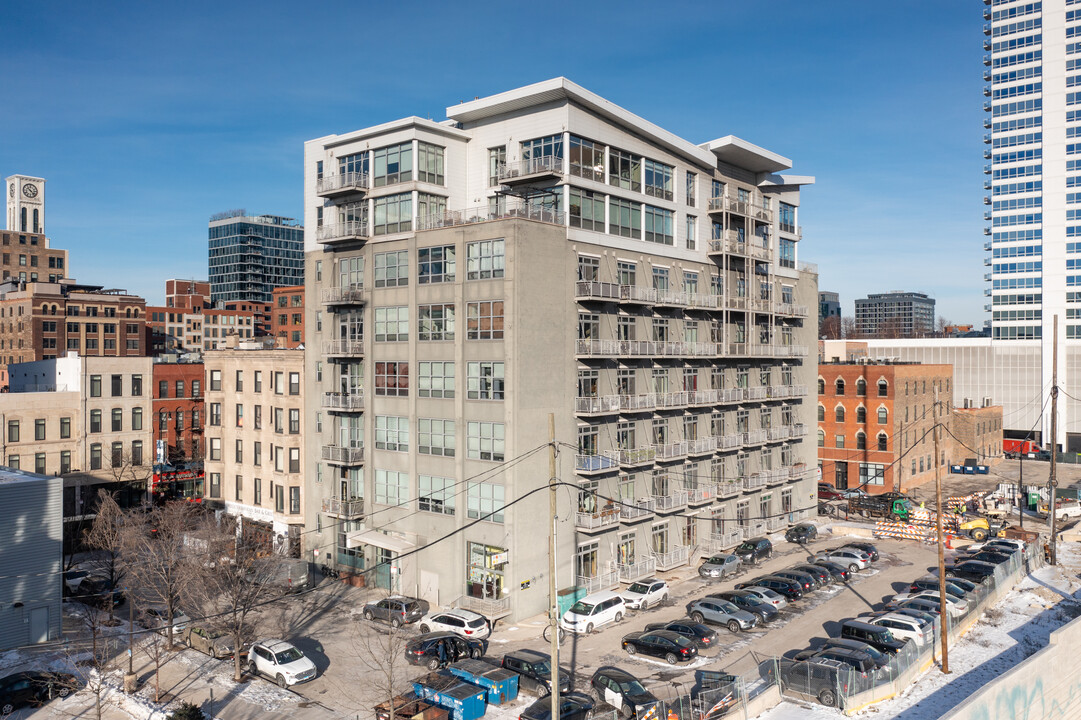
[547,413,560,720]
[1049,318,1060,566]
[1018,449,1024,530]
[932,386,950,674]
[896,419,904,493]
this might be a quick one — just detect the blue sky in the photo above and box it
[0,1,983,320]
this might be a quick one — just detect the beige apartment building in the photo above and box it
[203,340,305,555]
[303,79,818,621]
[1,354,153,520]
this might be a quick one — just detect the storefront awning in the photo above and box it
[346,529,415,554]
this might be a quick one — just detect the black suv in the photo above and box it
[589,667,659,719]
[361,595,429,628]
[785,523,818,544]
[735,575,803,600]
[734,537,773,565]
[405,632,487,670]
[501,650,571,696]
[778,658,849,708]
[839,620,906,654]
[791,564,832,586]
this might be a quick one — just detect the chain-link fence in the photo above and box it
[638,665,780,720]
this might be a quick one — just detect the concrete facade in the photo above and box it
[202,342,305,555]
[854,291,936,337]
[301,78,819,621]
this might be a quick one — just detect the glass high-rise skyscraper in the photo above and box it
[208,211,304,304]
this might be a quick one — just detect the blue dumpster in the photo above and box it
[412,671,487,720]
[976,465,989,474]
[448,659,519,704]
[950,465,963,474]
[963,465,976,475]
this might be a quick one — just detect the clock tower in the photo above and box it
[6,174,45,234]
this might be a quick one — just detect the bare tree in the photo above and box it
[841,315,859,339]
[187,516,287,682]
[85,490,127,623]
[344,619,414,720]
[138,620,170,704]
[819,315,841,340]
[108,448,154,506]
[69,601,126,720]
[122,501,200,650]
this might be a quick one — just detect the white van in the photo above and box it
[560,590,626,634]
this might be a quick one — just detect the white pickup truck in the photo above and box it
[1044,500,1081,521]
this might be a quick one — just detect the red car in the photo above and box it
[818,484,844,501]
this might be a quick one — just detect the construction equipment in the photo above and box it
[957,514,1006,541]
[848,492,913,521]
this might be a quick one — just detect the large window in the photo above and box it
[419,245,455,284]
[419,475,455,515]
[374,250,408,287]
[569,136,605,181]
[338,151,368,178]
[419,304,455,341]
[779,238,796,269]
[609,148,642,191]
[419,418,456,457]
[779,202,796,233]
[609,197,642,238]
[417,142,445,185]
[569,188,605,231]
[373,193,412,235]
[419,361,455,398]
[373,142,412,186]
[339,256,364,290]
[644,206,674,245]
[466,239,505,280]
[374,361,409,397]
[417,192,446,222]
[467,301,504,340]
[467,483,505,523]
[375,469,409,506]
[859,462,886,486]
[89,410,101,434]
[488,146,506,186]
[468,422,505,461]
[374,306,409,342]
[644,159,673,200]
[375,415,409,452]
[467,361,504,400]
[521,135,563,161]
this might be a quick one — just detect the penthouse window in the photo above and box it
[417,142,444,185]
[609,148,642,192]
[570,136,605,182]
[373,194,412,235]
[373,143,412,186]
[338,151,368,178]
[644,159,673,201]
[521,134,563,162]
[569,188,605,232]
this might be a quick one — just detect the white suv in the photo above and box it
[418,609,491,639]
[620,578,669,610]
[247,639,317,688]
[560,590,626,634]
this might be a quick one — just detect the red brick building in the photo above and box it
[270,285,304,348]
[152,360,205,465]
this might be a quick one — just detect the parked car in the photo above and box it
[735,575,803,601]
[698,554,742,580]
[976,538,1026,553]
[839,620,907,654]
[620,578,669,610]
[502,649,571,696]
[842,542,880,562]
[643,619,718,648]
[734,537,773,565]
[946,560,998,583]
[0,671,78,714]
[790,564,833,586]
[818,484,844,501]
[247,639,317,688]
[182,625,235,659]
[961,550,1013,566]
[908,578,970,600]
[418,608,490,639]
[78,578,125,609]
[794,646,877,675]
[810,559,851,583]
[897,597,957,618]
[815,638,891,670]
[686,598,758,633]
[867,606,938,627]
[890,590,970,615]
[771,569,819,592]
[777,658,849,707]
[868,613,933,646]
[520,692,595,720]
[841,487,868,499]
[405,632,487,670]
[933,576,979,595]
[814,547,871,572]
[785,523,819,544]
[561,590,626,634]
[710,590,779,624]
[589,667,659,719]
[1050,500,1081,521]
[621,629,699,664]
[738,585,789,609]
[140,606,191,638]
[62,569,92,595]
[361,595,429,628]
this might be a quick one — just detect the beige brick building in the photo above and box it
[203,341,304,554]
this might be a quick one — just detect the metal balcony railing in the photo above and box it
[743,430,768,445]
[745,386,768,401]
[576,281,621,301]
[321,391,364,411]
[497,156,564,182]
[620,393,659,412]
[720,388,743,403]
[766,517,787,533]
[618,558,657,582]
[323,339,364,356]
[577,570,619,594]
[321,285,365,305]
[651,545,691,570]
[321,496,364,517]
[686,484,714,504]
[575,396,621,414]
[652,490,688,511]
[764,469,787,486]
[316,171,370,196]
[718,433,743,450]
[575,453,619,474]
[766,427,790,442]
[316,221,369,244]
[743,473,767,491]
[417,203,565,231]
[714,481,742,499]
[705,529,743,552]
[321,444,365,464]
[653,441,688,461]
[790,423,808,438]
[453,594,511,617]
[576,508,621,531]
[687,437,718,456]
[619,498,656,521]
[615,447,657,466]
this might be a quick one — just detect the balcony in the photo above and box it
[687,437,718,456]
[321,444,365,465]
[984,227,992,236]
[620,498,656,523]
[689,389,720,406]
[618,557,657,583]
[786,463,808,481]
[615,447,658,467]
[983,53,991,66]
[982,21,990,35]
[653,441,688,461]
[703,529,743,553]
[745,386,768,401]
[321,391,364,412]
[497,156,564,184]
[653,490,689,513]
[715,480,742,499]
[316,221,369,246]
[575,395,621,415]
[576,281,621,302]
[766,517,787,533]
[417,202,565,231]
[617,285,722,310]
[764,469,787,486]
[575,339,718,359]
[766,426,790,442]
[743,473,767,491]
[651,544,691,571]
[323,339,364,357]
[316,171,370,198]
[686,484,714,505]
[719,388,743,404]
[718,433,743,450]
[620,393,659,412]
[577,570,619,594]
[775,303,810,318]
[790,423,808,439]
[576,508,621,533]
[984,240,992,251]
[575,453,619,475]
[321,285,366,306]
[743,430,768,446]
[321,496,364,518]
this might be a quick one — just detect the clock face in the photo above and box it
[22,184,38,199]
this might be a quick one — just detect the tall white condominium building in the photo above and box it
[303,78,818,622]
